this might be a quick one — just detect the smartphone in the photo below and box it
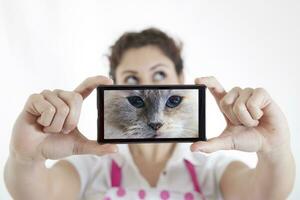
[97,85,206,143]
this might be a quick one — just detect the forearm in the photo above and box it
[254,147,295,199]
[247,145,295,200]
[4,154,53,200]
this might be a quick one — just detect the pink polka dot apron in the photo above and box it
[103,159,206,200]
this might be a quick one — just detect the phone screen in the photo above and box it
[97,85,206,143]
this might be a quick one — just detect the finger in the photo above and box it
[74,75,113,99]
[233,88,259,127]
[246,88,270,120]
[195,76,227,103]
[26,94,56,126]
[191,126,265,153]
[248,88,286,129]
[54,89,83,134]
[190,136,235,153]
[71,129,118,155]
[74,141,118,156]
[195,76,230,124]
[41,90,70,133]
[219,87,242,125]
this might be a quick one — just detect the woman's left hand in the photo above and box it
[191,76,291,154]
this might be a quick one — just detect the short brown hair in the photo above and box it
[108,28,184,81]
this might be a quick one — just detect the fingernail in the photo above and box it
[258,110,263,118]
[108,78,114,84]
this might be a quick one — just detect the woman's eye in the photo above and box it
[166,95,182,108]
[125,76,139,85]
[127,96,145,108]
[153,71,166,82]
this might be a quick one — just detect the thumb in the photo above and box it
[72,128,118,156]
[190,136,235,153]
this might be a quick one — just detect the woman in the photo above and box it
[4,28,295,200]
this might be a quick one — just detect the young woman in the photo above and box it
[4,28,295,200]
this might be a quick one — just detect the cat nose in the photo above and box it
[148,122,163,130]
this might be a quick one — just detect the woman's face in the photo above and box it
[115,45,184,85]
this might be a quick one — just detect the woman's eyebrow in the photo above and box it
[122,70,138,75]
[150,63,169,71]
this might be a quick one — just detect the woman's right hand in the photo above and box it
[10,75,118,162]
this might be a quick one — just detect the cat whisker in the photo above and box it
[167,126,198,132]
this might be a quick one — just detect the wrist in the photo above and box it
[257,142,292,164]
[9,146,46,167]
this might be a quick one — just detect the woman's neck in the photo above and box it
[129,143,176,164]
[128,143,176,187]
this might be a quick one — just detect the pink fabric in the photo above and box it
[184,159,206,200]
[109,159,206,200]
[111,159,121,187]
[138,189,146,199]
[184,192,194,200]
[160,190,170,199]
[116,187,126,197]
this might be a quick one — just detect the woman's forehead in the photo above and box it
[116,46,175,74]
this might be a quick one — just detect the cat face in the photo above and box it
[104,89,198,139]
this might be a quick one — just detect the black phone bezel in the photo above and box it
[97,84,206,144]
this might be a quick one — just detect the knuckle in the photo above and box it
[232,87,241,92]
[246,99,256,109]
[255,87,267,95]
[47,105,56,114]
[244,87,254,93]
[58,105,70,115]
[255,87,272,101]
[233,102,246,113]
[220,98,230,107]
[28,93,41,101]
[53,89,62,94]
[73,92,83,102]
[41,89,51,95]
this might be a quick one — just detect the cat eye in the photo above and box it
[127,96,145,108]
[124,75,139,85]
[166,95,182,108]
[153,71,166,82]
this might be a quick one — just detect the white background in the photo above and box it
[0,0,299,199]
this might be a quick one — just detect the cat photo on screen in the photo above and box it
[104,89,199,139]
